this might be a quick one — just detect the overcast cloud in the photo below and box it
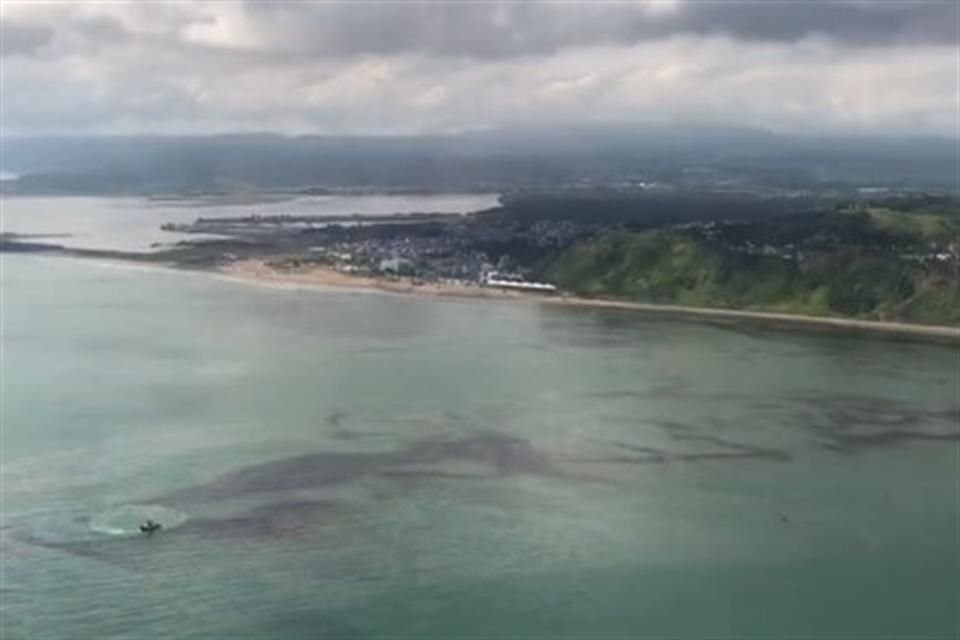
[2,1,958,135]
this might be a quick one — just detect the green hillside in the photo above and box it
[543,225,959,325]
[858,207,958,244]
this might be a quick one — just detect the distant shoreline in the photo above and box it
[220,259,960,344]
[3,248,958,342]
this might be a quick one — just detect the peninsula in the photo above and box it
[4,190,958,342]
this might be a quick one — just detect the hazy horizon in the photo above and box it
[3,123,960,142]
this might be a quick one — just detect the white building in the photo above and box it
[482,272,557,293]
[379,257,413,274]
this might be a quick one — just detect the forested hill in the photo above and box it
[542,203,959,325]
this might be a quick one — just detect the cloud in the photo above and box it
[6,2,955,59]
[1,22,53,57]
[1,2,957,135]
[154,2,960,57]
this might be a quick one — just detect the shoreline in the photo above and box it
[220,260,960,343]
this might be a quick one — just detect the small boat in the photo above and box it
[139,519,162,534]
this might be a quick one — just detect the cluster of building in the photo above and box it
[674,218,960,266]
[898,243,959,264]
[303,227,561,293]
[309,233,491,281]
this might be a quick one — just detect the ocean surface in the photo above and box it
[1,196,959,639]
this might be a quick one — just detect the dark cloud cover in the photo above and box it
[182,2,960,58]
[1,22,53,57]
[5,2,956,60]
[1,1,957,135]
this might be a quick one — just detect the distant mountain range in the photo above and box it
[3,125,957,195]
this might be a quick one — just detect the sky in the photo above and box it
[2,1,958,136]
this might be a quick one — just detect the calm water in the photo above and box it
[2,252,958,639]
[0,193,499,251]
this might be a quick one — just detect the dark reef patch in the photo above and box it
[584,384,958,457]
[404,432,552,476]
[154,451,396,505]
[669,433,792,461]
[149,431,565,509]
[820,429,960,454]
[785,393,960,453]
[585,381,693,402]
[177,499,353,541]
[647,420,698,434]
[14,388,957,567]
[613,441,670,457]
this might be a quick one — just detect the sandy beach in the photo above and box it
[220,259,960,343]
[219,259,530,299]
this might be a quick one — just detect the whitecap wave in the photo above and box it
[89,504,189,537]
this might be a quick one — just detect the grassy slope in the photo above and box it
[544,225,959,324]
[860,207,958,243]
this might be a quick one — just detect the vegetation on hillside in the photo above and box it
[483,191,817,227]
[542,204,959,324]
[851,206,958,245]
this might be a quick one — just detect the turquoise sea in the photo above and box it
[1,197,958,639]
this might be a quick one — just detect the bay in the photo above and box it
[1,239,958,638]
[0,193,500,251]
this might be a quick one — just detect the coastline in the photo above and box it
[220,259,960,343]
